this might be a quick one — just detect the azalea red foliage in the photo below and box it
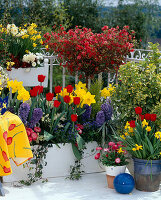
[44,25,135,78]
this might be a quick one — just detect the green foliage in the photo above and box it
[89,80,103,118]
[63,0,105,32]
[19,143,51,185]
[111,42,161,129]
[107,0,160,47]
[0,0,72,29]
[118,119,161,160]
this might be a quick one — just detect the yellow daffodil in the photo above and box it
[36,34,41,39]
[40,39,43,44]
[7,80,23,93]
[129,127,134,133]
[142,119,148,127]
[75,81,87,91]
[146,126,151,132]
[120,135,126,140]
[45,45,48,49]
[118,148,124,153]
[124,132,129,136]
[101,88,110,98]
[33,43,37,47]
[25,50,29,53]
[17,87,30,102]
[155,131,161,140]
[81,91,96,107]
[21,34,29,39]
[125,121,130,129]
[160,152,161,155]
[132,148,137,151]
[58,88,69,97]
[135,144,143,150]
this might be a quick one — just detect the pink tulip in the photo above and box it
[95,153,100,160]
[115,158,121,164]
[96,147,103,151]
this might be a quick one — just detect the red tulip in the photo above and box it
[139,114,144,121]
[145,113,151,120]
[150,114,157,122]
[135,107,142,115]
[66,85,73,93]
[46,92,54,101]
[55,86,62,94]
[38,74,46,82]
[71,114,78,122]
[73,97,80,105]
[129,120,136,128]
[53,100,61,108]
[63,95,70,104]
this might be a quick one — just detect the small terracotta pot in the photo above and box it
[106,175,115,189]
[105,165,126,189]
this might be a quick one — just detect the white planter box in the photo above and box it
[3,142,104,183]
[105,165,126,176]
[7,59,49,87]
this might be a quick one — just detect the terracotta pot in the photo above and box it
[105,165,126,189]
[106,175,115,189]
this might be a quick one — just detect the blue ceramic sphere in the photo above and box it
[114,173,135,194]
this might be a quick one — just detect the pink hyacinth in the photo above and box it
[108,142,115,146]
[95,153,100,160]
[115,158,121,164]
[96,147,103,151]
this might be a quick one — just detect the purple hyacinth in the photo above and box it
[96,110,105,127]
[82,105,92,121]
[28,108,43,128]
[101,103,112,121]
[19,103,30,125]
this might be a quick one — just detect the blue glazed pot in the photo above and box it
[133,158,161,192]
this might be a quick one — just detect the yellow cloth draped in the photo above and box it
[0,111,33,176]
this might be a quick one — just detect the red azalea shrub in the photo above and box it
[44,26,135,79]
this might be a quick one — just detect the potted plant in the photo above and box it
[95,142,128,189]
[0,23,49,87]
[119,107,161,192]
